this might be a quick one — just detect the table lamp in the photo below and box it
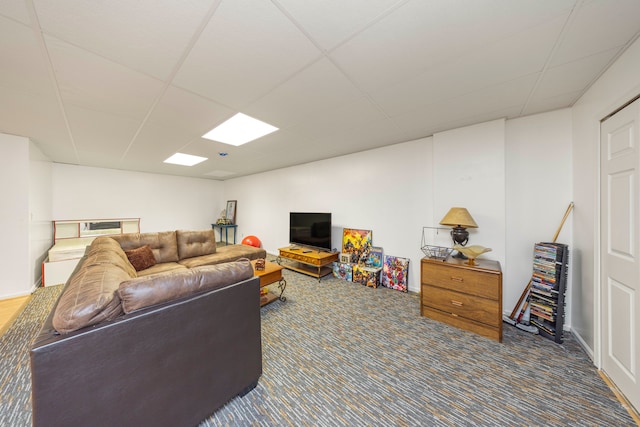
[439,207,478,258]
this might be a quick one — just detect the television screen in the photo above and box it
[289,212,332,251]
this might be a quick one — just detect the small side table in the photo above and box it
[251,260,286,306]
[211,224,238,245]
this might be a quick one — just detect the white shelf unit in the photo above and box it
[42,218,140,287]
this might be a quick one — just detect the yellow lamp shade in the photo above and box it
[439,207,478,228]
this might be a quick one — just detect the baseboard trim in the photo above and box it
[598,370,640,425]
[570,327,595,361]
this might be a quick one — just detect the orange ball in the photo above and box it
[242,235,262,248]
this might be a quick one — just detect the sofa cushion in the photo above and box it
[112,231,179,263]
[176,229,217,260]
[125,245,157,271]
[117,259,253,313]
[136,262,187,277]
[52,262,130,334]
[178,244,266,268]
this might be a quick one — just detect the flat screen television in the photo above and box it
[289,212,332,252]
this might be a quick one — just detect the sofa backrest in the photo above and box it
[176,229,217,260]
[112,231,179,263]
[117,259,252,313]
[52,237,135,334]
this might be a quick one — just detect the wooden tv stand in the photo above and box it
[277,246,338,281]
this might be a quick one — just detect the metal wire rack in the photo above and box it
[421,226,453,260]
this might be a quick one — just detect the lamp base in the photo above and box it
[450,226,469,259]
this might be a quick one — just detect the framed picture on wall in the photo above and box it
[226,200,237,224]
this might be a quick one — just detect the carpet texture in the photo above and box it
[0,267,635,426]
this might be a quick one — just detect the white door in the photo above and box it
[601,97,640,411]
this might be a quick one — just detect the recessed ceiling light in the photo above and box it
[163,152,207,166]
[202,113,278,146]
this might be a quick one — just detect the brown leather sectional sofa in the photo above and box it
[30,229,267,427]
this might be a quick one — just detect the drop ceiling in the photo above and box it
[1,0,639,180]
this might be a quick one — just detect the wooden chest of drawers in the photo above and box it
[421,257,502,342]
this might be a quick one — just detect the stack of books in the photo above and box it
[529,242,569,343]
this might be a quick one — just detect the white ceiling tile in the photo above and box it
[290,96,387,138]
[185,137,262,161]
[331,0,576,91]
[0,0,30,25]
[3,1,640,180]
[391,74,538,138]
[551,0,640,67]
[275,0,404,50]
[371,16,565,117]
[123,121,259,176]
[536,48,621,99]
[46,36,164,119]
[204,170,236,178]
[35,143,78,164]
[148,86,234,135]
[521,92,581,117]
[0,16,55,96]
[65,105,139,156]
[312,117,404,151]
[74,150,128,169]
[33,0,216,80]
[173,0,321,109]
[244,58,364,128]
[235,148,324,174]
[0,84,72,149]
[118,160,203,179]
[124,124,200,163]
[240,127,319,154]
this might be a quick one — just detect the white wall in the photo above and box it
[505,109,573,325]
[225,115,573,302]
[29,141,53,289]
[0,134,32,299]
[433,119,506,270]
[0,134,53,299]
[571,37,640,359]
[0,156,226,299]
[224,138,432,292]
[52,164,225,232]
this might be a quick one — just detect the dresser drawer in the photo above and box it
[422,284,499,324]
[421,262,499,300]
[421,306,501,341]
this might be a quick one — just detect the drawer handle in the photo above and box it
[451,276,464,282]
[450,300,463,307]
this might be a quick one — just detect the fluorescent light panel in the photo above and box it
[202,113,278,146]
[164,152,207,166]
